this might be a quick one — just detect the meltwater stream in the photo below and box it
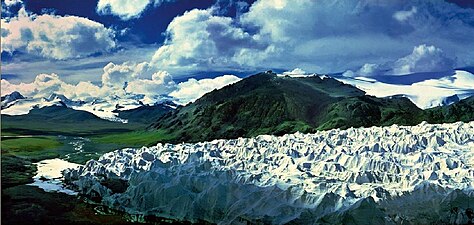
[27,136,120,195]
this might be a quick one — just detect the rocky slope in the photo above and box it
[65,121,474,225]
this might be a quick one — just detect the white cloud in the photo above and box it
[1,73,77,98]
[392,44,455,75]
[283,68,307,75]
[32,73,74,98]
[393,6,417,22]
[342,65,383,77]
[151,8,269,71]
[71,81,108,101]
[358,63,384,76]
[1,79,35,96]
[344,44,456,76]
[125,71,177,96]
[169,75,241,105]
[1,7,116,60]
[101,61,150,88]
[97,0,171,20]
[2,62,240,107]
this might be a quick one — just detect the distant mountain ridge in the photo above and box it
[0,91,174,123]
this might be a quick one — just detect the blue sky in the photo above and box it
[2,0,474,86]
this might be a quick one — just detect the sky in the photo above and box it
[2,0,474,103]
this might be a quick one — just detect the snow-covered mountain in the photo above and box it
[0,93,71,116]
[1,91,25,109]
[64,121,474,225]
[0,92,174,123]
[335,70,474,109]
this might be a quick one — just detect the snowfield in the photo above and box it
[336,70,474,109]
[64,121,474,225]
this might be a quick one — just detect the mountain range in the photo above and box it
[2,70,474,143]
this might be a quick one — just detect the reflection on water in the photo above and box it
[27,135,123,195]
[27,158,80,195]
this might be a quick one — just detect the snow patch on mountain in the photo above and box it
[64,121,474,224]
[336,70,474,109]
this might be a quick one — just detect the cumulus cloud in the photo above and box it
[125,71,177,97]
[151,0,474,73]
[282,68,307,75]
[97,0,171,20]
[151,8,270,71]
[98,61,181,100]
[1,79,35,96]
[342,65,384,78]
[1,7,116,60]
[32,73,74,98]
[392,44,455,75]
[2,62,240,106]
[169,75,241,105]
[101,61,150,88]
[71,81,109,101]
[358,63,386,76]
[1,73,79,98]
[344,44,456,76]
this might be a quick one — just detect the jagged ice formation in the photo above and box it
[64,121,474,224]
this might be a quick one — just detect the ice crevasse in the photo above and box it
[64,121,474,225]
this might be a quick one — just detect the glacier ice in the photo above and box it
[64,121,474,224]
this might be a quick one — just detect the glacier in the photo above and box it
[64,121,474,224]
[335,70,474,109]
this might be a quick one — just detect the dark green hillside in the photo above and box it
[318,95,425,130]
[150,71,425,142]
[425,95,474,123]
